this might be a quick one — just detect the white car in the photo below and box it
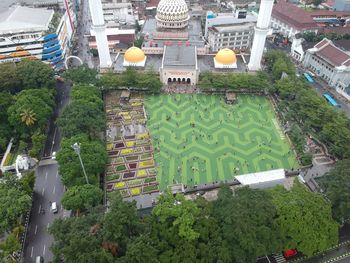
[52,151,56,160]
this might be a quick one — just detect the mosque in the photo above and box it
[89,0,274,84]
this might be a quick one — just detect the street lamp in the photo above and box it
[71,142,89,184]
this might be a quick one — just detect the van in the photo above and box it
[35,256,44,263]
[51,202,58,213]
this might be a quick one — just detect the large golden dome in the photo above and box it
[124,47,145,63]
[215,48,237,65]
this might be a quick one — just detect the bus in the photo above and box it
[303,72,314,83]
[323,93,340,107]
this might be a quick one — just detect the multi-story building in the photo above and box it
[205,10,257,52]
[270,1,318,38]
[303,38,350,89]
[0,5,75,70]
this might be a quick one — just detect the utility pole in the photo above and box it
[71,142,89,184]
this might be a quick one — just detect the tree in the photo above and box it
[7,88,54,136]
[28,129,46,158]
[20,171,36,196]
[0,92,14,151]
[0,174,31,233]
[269,182,338,257]
[71,84,103,110]
[56,134,107,187]
[213,186,283,263]
[63,65,97,84]
[0,63,20,93]
[20,109,37,126]
[0,233,21,261]
[16,59,55,89]
[319,160,350,223]
[62,184,103,212]
[99,72,122,89]
[57,102,105,139]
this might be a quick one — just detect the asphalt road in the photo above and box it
[23,81,71,263]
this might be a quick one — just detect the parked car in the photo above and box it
[283,249,298,258]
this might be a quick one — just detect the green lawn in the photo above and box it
[144,94,298,190]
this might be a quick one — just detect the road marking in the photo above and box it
[47,222,50,230]
[43,245,46,256]
[53,185,56,194]
[45,172,48,180]
[34,225,38,235]
[38,204,41,214]
[42,188,45,195]
[30,246,34,258]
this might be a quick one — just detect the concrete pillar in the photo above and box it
[248,0,274,71]
[88,0,112,68]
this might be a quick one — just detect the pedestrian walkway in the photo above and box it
[273,253,287,263]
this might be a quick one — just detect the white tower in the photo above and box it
[248,0,274,71]
[88,0,112,68]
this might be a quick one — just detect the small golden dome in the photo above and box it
[215,48,237,65]
[124,47,145,63]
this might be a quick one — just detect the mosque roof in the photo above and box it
[156,0,189,23]
[214,48,237,65]
[124,47,146,63]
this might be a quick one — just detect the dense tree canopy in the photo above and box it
[198,71,270,91]
[15,59,55,89]
[62,184,103,212]
[0,92,14,151]
[63,65,98,84]
[265,50,295,79]
[56,134,107,187]
[71,84,103,110]
[99,68,162,93]
[214,186,283,263]
[0,63,20,93]
[319,160,350,223]
[0,174,32,234]
[269,182,338,257]
[7,88,55,136]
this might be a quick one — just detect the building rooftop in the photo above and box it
[272,1,318,30]
[312,38,350,67]
[209,22,255,33]
[0,6,53,35]
[162,45,197,69]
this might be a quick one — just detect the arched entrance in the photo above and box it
[168,78,172,83]
[186,78,191,84]
[64,55,83,69]
[177,78,181,83]
[173,78,176,82]
[182,78,186,83]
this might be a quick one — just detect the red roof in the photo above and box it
[314,38,350,67]
[272,1,318,30]
[309,10,350,18]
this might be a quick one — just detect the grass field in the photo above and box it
[144,94,298,190]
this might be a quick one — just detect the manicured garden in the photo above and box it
[145,94,298,190]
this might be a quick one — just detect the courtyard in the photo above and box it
[144,94,298,190]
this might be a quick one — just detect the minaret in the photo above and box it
[88,0,112,68]
[248,0,274,71]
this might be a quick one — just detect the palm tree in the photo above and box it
[20,109,37,126]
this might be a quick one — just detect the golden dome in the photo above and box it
[124,47,145,63]
[215,48,237,65]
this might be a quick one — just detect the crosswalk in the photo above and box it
[273,254,287,263]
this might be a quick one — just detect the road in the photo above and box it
[23,81,71,263]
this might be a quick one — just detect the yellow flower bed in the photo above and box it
[131,187,141,196]
[126,141,135,147]
[139,160,154,168]
[115,182,125,189]
[119,111,129,116]
[137,169,147,177]
[137,133,149,140]
[124,115,132,120]
[121,148,133,155]
[106,143,113,151]
[131,102,143,107]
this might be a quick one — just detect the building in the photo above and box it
[271,1,318,38]
[88,28,135,50]
[206,10,256,52]
[123,46,147,67]
[155,0,190,29]
[334,0,350,11]
[0,5,74,70]
[102,1,136,28]
[160,45,199,85]
[303,38,350,89]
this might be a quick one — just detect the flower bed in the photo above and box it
[127,179,144,187]
[131,187,141,196]
[106,174,120,182]
[141,153,152,160]
[121,148,133,155]
[116,164,127,171]
[114,181,126,189]
[126,156,139,161]
[106,143,113,151]
[143,185,159,193]
[137,169,147,177]
[139,160,155,168]
[119,189,130,197]
[126,141,136,147]
[144,177,157,183]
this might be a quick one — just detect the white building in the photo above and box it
[0,5,74,70]
[102,1,136,28]
[270,0,318,38]
[303,38,350,89]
